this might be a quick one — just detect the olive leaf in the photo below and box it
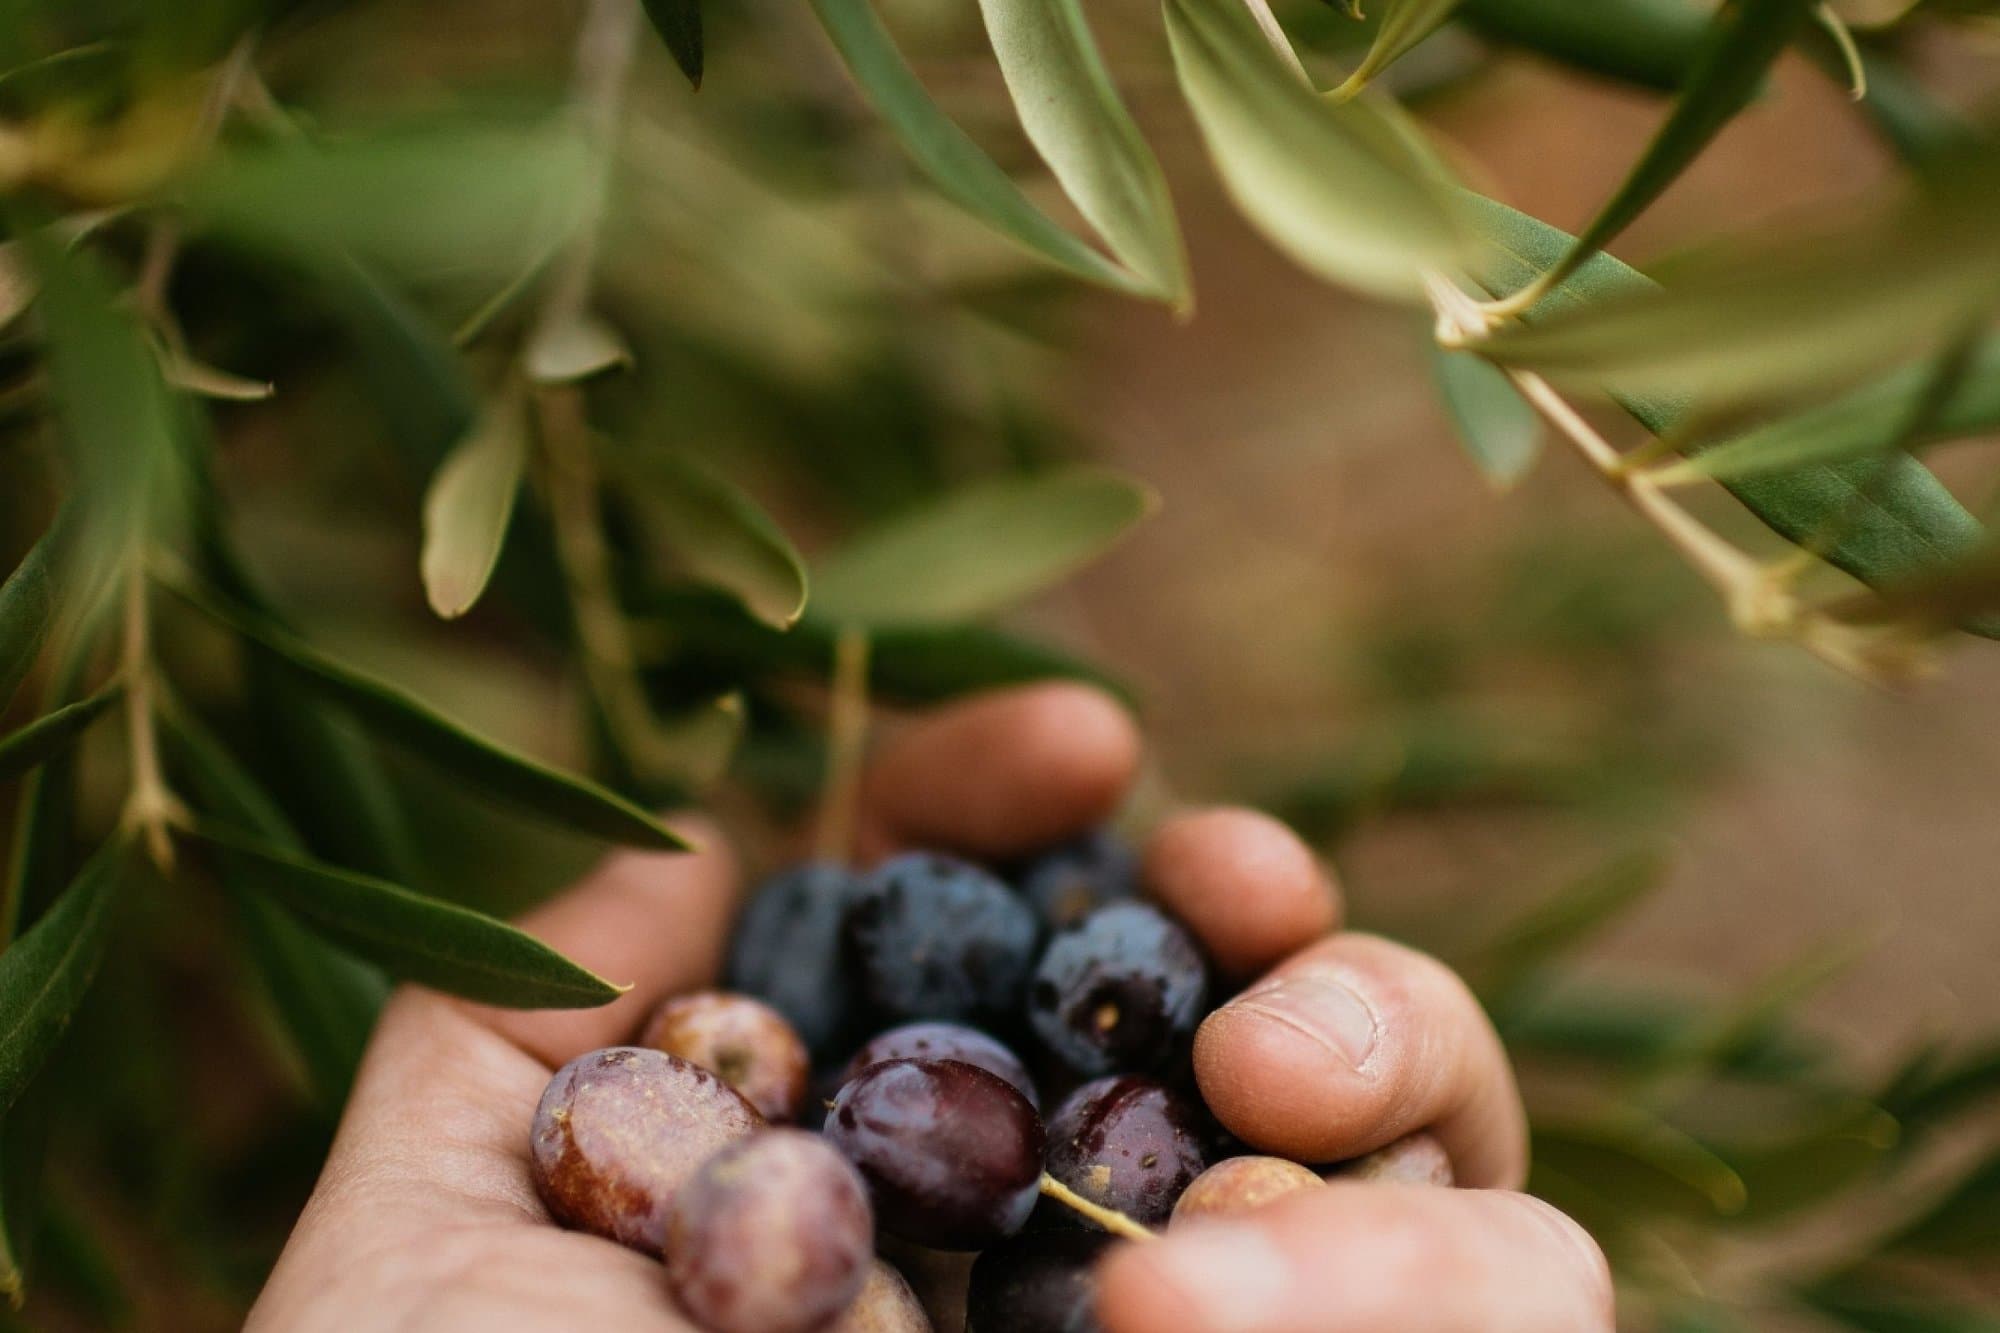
[1719,1098,1901,1222]
[1473,848,1668,1001]
[159,568,687,851]
[1165,0,1467,301]
[1658,335,2000,483]
[1429,343,1543,487]
[1531,1112,1748,1220]
[642,0,704,88]
[420,386,529,620]
[1460,191,2000,639]
[810,0,1155,298]
[160,709,386,1110]
[975,0,1190,307]
[1492,0,1812,309]
[185,823,623,1009]
[613,451,810,630]
[0,1086,53,1308]
[1456,0,1707,93]
[0,839,127,1118]
[523,311,632,385]
[0,686,121,785]
[811,467,1156,625]
[1333,0,1463,98]
[0,527,61,714]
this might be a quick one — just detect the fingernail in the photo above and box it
[1235,972,1378,1068]
[1149,1224,1294,1332]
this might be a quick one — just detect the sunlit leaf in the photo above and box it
[523,310,632,385]
[1465,156,2000,403]
[0,529,60,715]
[1333,0,1463,98]
[977,0,1189,306]
[420,388,528,620]
[160,709,386,1110]
[161,569,687,851]
[0,687,120,785]
[812,467,1156,624]
[1474,848,1668,1000]
[1492,0,1811,307]
[179,121,594,288]
[1659,335,2000,483]
[0,839,126,1117]
[1429,344,1542,487]
[1456,0,1707,92]
[642,0,703,87]
[810,0,1151,297]
[616,451,809,630]
[1166,0,1466,300]
[1460,191,2000,639]
[187,824,623,1009]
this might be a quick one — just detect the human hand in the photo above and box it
[248,683,1611,1332]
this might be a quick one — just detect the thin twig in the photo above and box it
[1038,1174,1158,1241]
[813,627,872,866]
[1240,0,1314,84]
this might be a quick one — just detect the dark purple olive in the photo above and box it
[842,1022,1039,1108]
[529,1047,762,1254]
[726,862,872,1060]
[967,1230,1112,1333]
[1043,1076,1209,1228]
[1014,829,1138,930]
[1028,903,1208,1076]
[824,1058,1045,1250]
[847,853,1040,1028]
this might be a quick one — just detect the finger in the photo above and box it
[468,815,743,1068]
[856,683,1140,862]
[1098,1183,1614,1333]
[1142,808,1341,978]
[1193,933,1527,1188]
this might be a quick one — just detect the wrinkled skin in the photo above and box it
[250,683,1613,1333]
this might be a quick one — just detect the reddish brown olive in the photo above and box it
[641,990,811,1122]
[830,1261,935,1332]
[1330,1131,1456,1187]
[1171,1155,1322,1224]
[665,1130,874,1333]
[529,1047,762,1254]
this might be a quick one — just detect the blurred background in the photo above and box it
[1,0,1997,1328]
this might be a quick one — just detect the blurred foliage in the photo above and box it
[0,0,1997,1328]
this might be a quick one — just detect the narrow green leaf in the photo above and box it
[1429,343,1542,487]
[1500,0,1811,304]
[1166,0,1466,301]
[810,0,1151,297]
[1720,1098,1900,1221]
[1882,1147,2000,1260]
[1804,1279,2000,1333]
[160,570,687,851]
[0,1085,53,1308]
[1460,190,2000,638]
[0,531,59,715]
[1467,157,2000,403]
[186,824,624,1009]
[1663,335,2000,483]
[976,0,1189,305]
[812,467,1156,625]
[0,687,120,785]
[1880,1040,2000,1138]
[1494,981,1830,1081]
[1531,1112,1748,1219]
[160,709,385,1110]
[0,840,125,1116]
[615,451,810,629]
[642,0,703,87]
[420,388,528,620]
[1334,0,1463,98]
[1457,0,1707,93]
[179,122,593,288]
[1474,849,1668,1000]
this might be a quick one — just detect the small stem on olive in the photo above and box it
[1038,1174,1157,1242]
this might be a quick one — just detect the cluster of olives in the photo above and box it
[528,831,1451,1333]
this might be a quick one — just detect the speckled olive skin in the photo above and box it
[529,1047,762,1254]
[1330,1131,1456,1187]
[847,854,1041,1029]
[1171,1155,1322,1224]
[841,1022,1039,1110]
[1028,903,1208,1077]
[726,862,872,1060]
[1044,1076,1209,1228]
[824,1058,1046,1250]
[832,1260,936,1332]
[966,1231,1112,1333]
[641,991,811,1123]
[665,1130,873,1333]
[1013,830,1138,930]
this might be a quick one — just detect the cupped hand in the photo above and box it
[248,684,1611,1333]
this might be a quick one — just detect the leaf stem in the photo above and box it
[1238,0,1314,84]
[1038,1173,1158,1241]
[813,626,872,867]
[118,560,184,872]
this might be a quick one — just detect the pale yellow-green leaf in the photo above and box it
[163,352,274,401]
[1165,0,1466,301]
[812,467,1156,625]
[1333,0,1464,98]
[977,0,1189,307]
[524,310,632,384]
[0,244,32,330]
[420,390,528,620]
[617,452,809,630]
